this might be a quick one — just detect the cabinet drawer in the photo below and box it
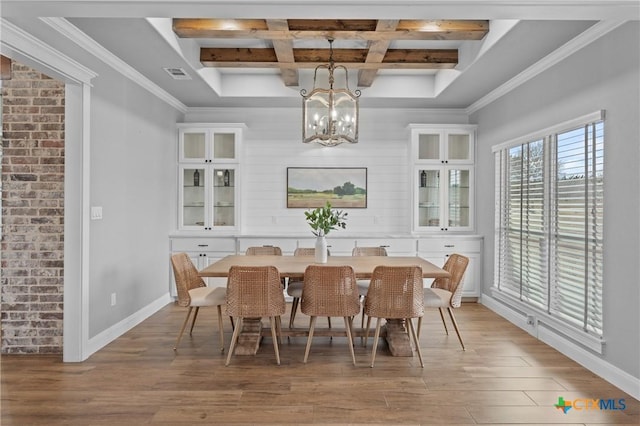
[355,238,416,255]
[171,237,236,253]
[417,237,482,253]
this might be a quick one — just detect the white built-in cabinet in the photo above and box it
[169,237,237,295]
[409,125,476,233]
[417,236,482,298]
[177,124,245,232]
[169,235,482,298]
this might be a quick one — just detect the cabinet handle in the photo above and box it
[380,245,390,248]
[198,244,209,247]
[444,244,454,248]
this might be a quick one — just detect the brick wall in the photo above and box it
[1,61,65,354]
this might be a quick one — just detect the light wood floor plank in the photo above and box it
[2,302,638,425]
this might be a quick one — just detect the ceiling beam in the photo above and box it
[200,48,458,69]
[174,19,489,40]
[1,55,12,80]
[266,19,298,86]
[358,20,399,87]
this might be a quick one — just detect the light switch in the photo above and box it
[91,206,103,220]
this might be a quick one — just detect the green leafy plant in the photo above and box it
[304,202,348,237]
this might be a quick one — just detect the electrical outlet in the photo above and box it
[526,315,535,326]
[111,293,117,306]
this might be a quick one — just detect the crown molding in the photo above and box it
[466,19,628,115]
[41,17,188,113]
[0,18,97,84]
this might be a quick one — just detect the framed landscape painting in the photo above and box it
[287,167,367,208]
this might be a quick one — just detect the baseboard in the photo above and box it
[481,295,640,400]
[85,292,172,359]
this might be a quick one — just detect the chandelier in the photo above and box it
[301,39,361,146]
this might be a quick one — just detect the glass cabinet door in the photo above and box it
[181,166,206,228]
[447,168,470,228]
[445,131,473,163]
[417,133,441,161]
[212,167,235,227]
[180,130,207,162]
[213,132,236,160]
[417,169,441,228]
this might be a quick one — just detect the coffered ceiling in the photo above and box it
[1,1,637,111]
[172,18,489,87]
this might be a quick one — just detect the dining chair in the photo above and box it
[286,247,332,328]
[352,246,388,330]
[246,245,285,287]
[171,252,227,352]
[245,246,283,256]
[300,265,361,365]
[418,253,469,350]
[225,265,286,366]
[363,265,424,368]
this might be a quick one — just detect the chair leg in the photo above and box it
[174,307,194,350]
[417,316,422,341]
[303,316,317,363]
[270,317,281,365]
[225,317,243,366]
[189,306,200,335]
[407,318,424,368]
[344,316,356,366]
[360,296,367,330]
[447,308,465,351]
[217,305,225,353]
[289,297,299,329]
[275,316,283,345]
[363,315,372,347]
[438,307,449,335]
[370,317,383,368]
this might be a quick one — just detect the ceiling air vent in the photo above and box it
[163,67,191,80]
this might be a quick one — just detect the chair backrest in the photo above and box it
[301,265,360,317]
[294,247,331,256]
[245,246,283,256]
[364,266,424,319]
[352,246,388,256]
[431,254,469,308]
[226,265,286,317]
[171,253,206,307]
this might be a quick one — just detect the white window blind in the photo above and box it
[494,112,604,338]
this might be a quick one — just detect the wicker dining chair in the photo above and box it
[246,245,285,287]
[418,254,469,350]
[225,265,286,366]
[286,247,332,328]
[245,246,283,256]
[352,246,388,330]
[171,253,227,352]
[364,265,424,368]
[300,265,361,365]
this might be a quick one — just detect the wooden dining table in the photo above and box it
[199,254,450,357]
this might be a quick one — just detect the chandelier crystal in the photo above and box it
[301,39,361,147]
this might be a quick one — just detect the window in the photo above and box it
[494,111,604,342]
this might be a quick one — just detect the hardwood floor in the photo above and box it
[2,302,638,425]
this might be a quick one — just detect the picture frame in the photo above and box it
[287,167,367,208]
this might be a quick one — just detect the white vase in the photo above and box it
[315,235,328,263]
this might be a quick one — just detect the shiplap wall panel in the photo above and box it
[183,107,470,236]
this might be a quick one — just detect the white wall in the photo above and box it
[471,22,640,380]
[88,62,180,337]
[183,108,471,236]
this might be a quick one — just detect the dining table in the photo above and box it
[199,254,450,357]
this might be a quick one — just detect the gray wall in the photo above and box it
[471,22,640,379]
[88,61,180,337]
